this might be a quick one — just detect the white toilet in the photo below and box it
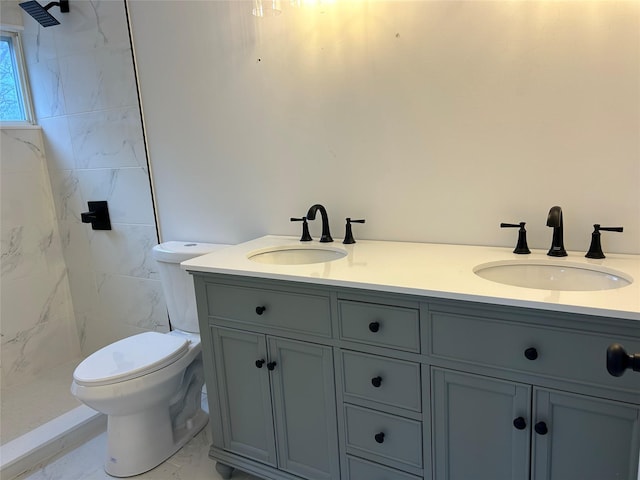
[71,241,226,477]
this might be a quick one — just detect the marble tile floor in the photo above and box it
[16,426,263,480]
[1,358,84,444]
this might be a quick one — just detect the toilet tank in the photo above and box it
[152,241,228,333]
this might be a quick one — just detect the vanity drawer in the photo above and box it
[339,300,420,352]
[428,309,640,392]
[205,283,331,337]
[344,404,422,472]
[341,350,421,412]
[347,456,422,480]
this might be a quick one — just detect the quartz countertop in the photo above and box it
[182,235,640,321]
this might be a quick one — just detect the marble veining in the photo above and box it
[68,107,145,169]
[1,129,80,389]
[1,226,24,277]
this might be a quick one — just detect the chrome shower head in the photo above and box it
[19,1,69,28]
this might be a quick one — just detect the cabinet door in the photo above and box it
[211,327,277,466]
[268,337,340,480]
[432,368,531,480]
[532,388,640,480]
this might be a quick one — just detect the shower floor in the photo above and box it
[1,357,83,444]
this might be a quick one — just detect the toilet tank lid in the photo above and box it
[152,241,229,263]
[73,332,190,387]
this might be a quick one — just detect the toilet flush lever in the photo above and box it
[81,201,111,230]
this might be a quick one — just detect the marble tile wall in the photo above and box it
[0,128,80,388]
[17,0,167,356]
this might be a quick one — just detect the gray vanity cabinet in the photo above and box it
[431,368,531,480]
[193,272,639,480]
[210,327,276,466]
[211,326,339,479]
[195,275,339,480]
[428,302,640,480]
[336,298,425,480]
[432,368,640,480]
[531,388,640,480]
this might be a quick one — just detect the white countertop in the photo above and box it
[182,235,640,321]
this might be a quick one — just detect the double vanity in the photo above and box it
[183,235,640,480]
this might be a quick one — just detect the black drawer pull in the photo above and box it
[255,359,265,368]
[534,421,548,435]
[267,361,277,371]
[374,432,385,444]
[607,343,640,377]
[371,376,383,388]
[368,321,380,333]
[255,306,266,315]
[513,417,526,430]
[524,347,538,361]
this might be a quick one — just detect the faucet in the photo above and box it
[306,204,333,243]
[546,206,567,257]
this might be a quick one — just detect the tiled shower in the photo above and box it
[1,0,165,449]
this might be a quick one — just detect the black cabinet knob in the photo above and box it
[369,321,380,333]
[607,343,640,377]
[255,359,265,368]
[371,376,383,388]
[524,347,538,361]
[374,432,385,444]
[267,361,277,371]
[513,417,527,430]
[534,421,548,435]
[255,306,266,315]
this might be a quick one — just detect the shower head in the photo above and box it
[19,0,69,28]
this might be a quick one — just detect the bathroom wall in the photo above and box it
[16,0,167,355]
[128,0,639,255]
[0,127,80,388]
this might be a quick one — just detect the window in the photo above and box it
[0,29,34,123]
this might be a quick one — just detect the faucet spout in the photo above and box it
[306,204,333,243]
[546,206,567,257]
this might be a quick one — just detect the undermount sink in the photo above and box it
[248,246,347,265]
[474,260,632,291]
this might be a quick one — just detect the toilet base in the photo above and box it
[104,407,208,477]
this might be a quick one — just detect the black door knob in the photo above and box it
[513,417,527,430]
[369,321,380,333]
[524,347,538,361]
[255,306,266,315]
[255,359,265,368]
[371,376,383,388]
[534,421,548,435]
[267,361,277,371]
[607,343,640,377]
[374,432,385,444]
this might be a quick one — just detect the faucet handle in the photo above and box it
[500,222,531,254]
[343,218,365,244]
[585,224,623,259]
[290,217,312,242]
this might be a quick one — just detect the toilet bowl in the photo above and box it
[71,241,227,477]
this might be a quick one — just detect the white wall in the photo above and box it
[129,0,639,254]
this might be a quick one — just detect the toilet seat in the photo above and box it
[74,332,190,387]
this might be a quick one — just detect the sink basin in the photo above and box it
[474,260,632,291]
[248,246,347,265]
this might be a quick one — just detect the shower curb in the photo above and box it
[0,405,106,479]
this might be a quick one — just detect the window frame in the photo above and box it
[1,27,35,125]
